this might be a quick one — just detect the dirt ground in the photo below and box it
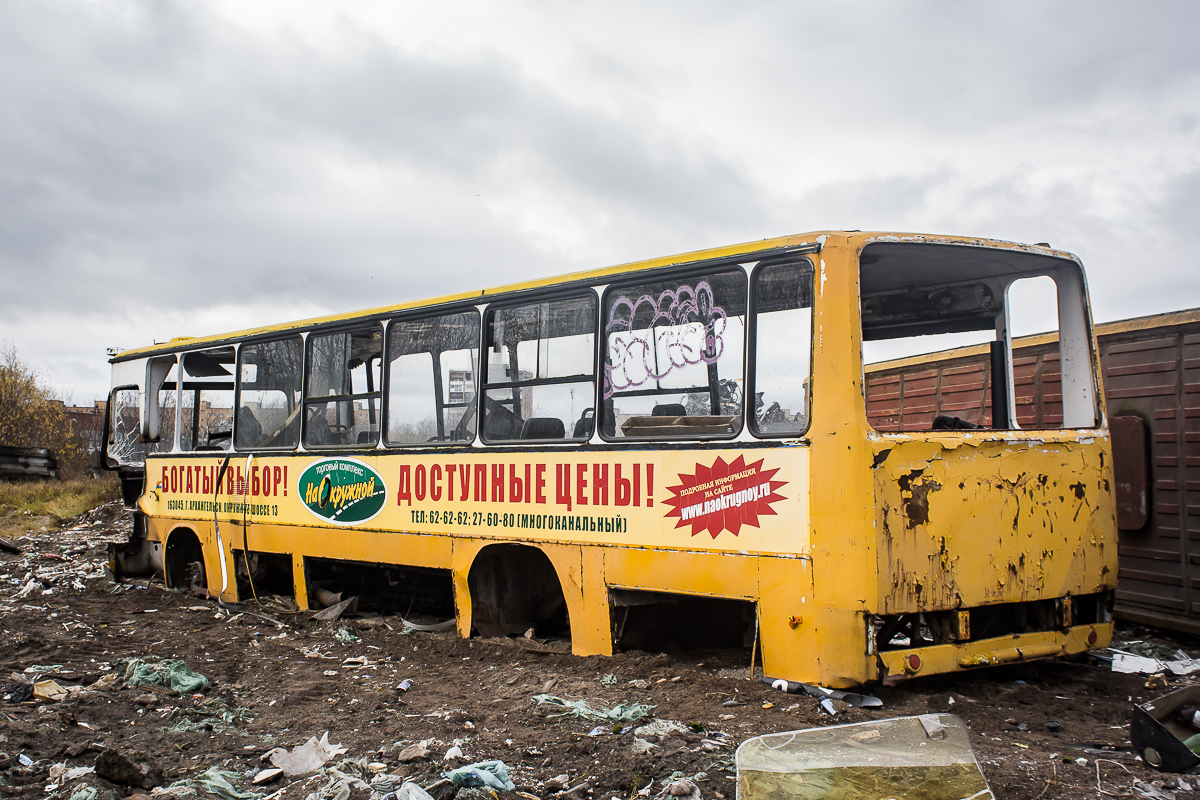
[1,502,1197,800]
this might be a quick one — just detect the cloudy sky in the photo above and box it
[2,1,1198,404]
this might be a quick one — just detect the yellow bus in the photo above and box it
[103,231,1117,687]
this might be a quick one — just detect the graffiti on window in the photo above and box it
[605,282,727,399]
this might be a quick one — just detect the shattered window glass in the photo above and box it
[106,387,149,468]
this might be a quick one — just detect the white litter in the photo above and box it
[1111,650,1200,676]
[266,731,347,775]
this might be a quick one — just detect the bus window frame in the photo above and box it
[598,263,749,443]
[179,346,237,452]
[479,287,601,446]
[233,334,305,452]
[859,242,1100,434]
[382,304,484,448]
[302,322,385,449]
[747,256,815,440]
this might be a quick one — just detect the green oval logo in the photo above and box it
[298,457,387,526]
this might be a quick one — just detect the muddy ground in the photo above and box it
[0,502,1196,800]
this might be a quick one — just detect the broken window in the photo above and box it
[179,347,235,451]
[236,337,302,450]
[750,258,813,437]
[861,243,1097,432]
[482,296,596,443]
[106,386,149,468]
[601,269,746,440]
[386,310,481,445]
[305,326,383,448]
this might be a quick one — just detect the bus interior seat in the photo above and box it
[573,408,595,439]
[483,396,523,440]
[305,409,332,445]
[520,417,565,440]
[237,407,263,445]
[652,403,686,417]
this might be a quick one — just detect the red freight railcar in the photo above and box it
[866,308,1200,634]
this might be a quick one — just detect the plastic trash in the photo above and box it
[445,760,516,792]
[192,766,264,800]
[33,680,68,702]
[118,657,210,693]
[761,677,882,712]
[398,679,413,692]
[398,616,456,632]
[380,782,438,800]
[532,694,655,723]
[1112,650,1200,676]
[267,731,348,776]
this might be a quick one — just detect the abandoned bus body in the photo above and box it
[102,231,1117,687]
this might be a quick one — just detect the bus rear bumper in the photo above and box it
[875,622,1113,683]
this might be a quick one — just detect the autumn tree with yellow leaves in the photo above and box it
[0,342,90,477]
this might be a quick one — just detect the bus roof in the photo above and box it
[112,230,1076,362]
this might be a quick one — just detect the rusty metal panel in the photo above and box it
[1111,415,1149,530]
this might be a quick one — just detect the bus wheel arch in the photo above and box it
[164,527,207,593]
[466,544,571,639]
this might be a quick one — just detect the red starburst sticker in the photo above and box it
[663,455,788,538]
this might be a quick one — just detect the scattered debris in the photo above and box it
[660,778,701,799]
[32,678,68,702]
[398,616,456,632]
[533,693,655,723]
[251,767,283,785]
[397,744,432,763]
[116,656,210,693]
[95,748,163,789]
[761,677,882,716]
[381,783,437,800]
[1111,650,1200,676]
[267,731,348,776]
[307,765,371,800]
[313,595,358,622]
[192,765,265,800]
[1132,686,1200,772]
[446,760,516,792]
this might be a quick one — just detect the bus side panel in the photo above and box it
[872,435,1119,614]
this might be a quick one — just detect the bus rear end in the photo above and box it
[856,236,1117,682]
